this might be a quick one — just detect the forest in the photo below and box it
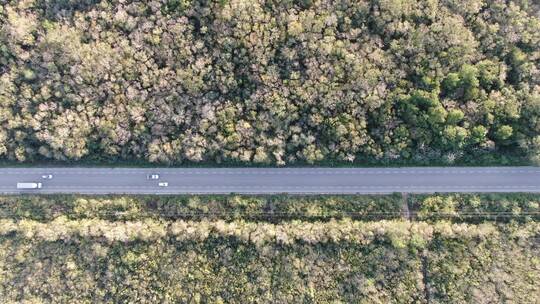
[0,194,538,303]
[1,0,539,165]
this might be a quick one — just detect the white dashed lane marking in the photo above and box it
[0,167,538,193]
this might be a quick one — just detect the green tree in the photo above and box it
[470,125,488,144]
[446,109,464,125]
[495,125,513,141]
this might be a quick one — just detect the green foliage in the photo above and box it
[425,223,539,303]
[459,64,481,100]
[0,193,538,302]
[496,125,514,141]
[0,194,404,222]
[477,59,505,91]
[470,125,488,143]
[507,47,528,85]
[410,193,540,223]
[442,73,461,94]
[442,126,468,148]
[0,0,538,165]
[21,68,36,81]
[428,106,447,124]
[410,90,440,109]
[0,218,537,303]
[162,0,192,14]
[446,109,464,125]
[442,65,481,100]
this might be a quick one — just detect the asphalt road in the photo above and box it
[0,167,538,194]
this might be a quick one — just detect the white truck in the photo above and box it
[17,182,42,189]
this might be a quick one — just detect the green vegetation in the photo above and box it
[411,193,540,223]
[0,218,538,303]
[0,0,539,165]
[0,194,404,221]
[0,194,538,302]
[2,193,538,223]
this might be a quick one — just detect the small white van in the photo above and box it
[17,182,42,189]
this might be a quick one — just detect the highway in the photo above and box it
[0,167,538,194]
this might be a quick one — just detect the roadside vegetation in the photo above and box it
[0,194,538,303]
[0,194,404,221]
[1,0,539,166]
[411,193,540,222]
[1,193,537,222]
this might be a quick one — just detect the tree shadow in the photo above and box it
[33,0,101,21]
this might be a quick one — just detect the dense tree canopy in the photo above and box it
[0,194,538,302]
[0,216,538,302]
[0,0,539,164]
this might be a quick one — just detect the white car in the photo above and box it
[158,182,168,187]
[41,174,53,179]
[148,174,160,180]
